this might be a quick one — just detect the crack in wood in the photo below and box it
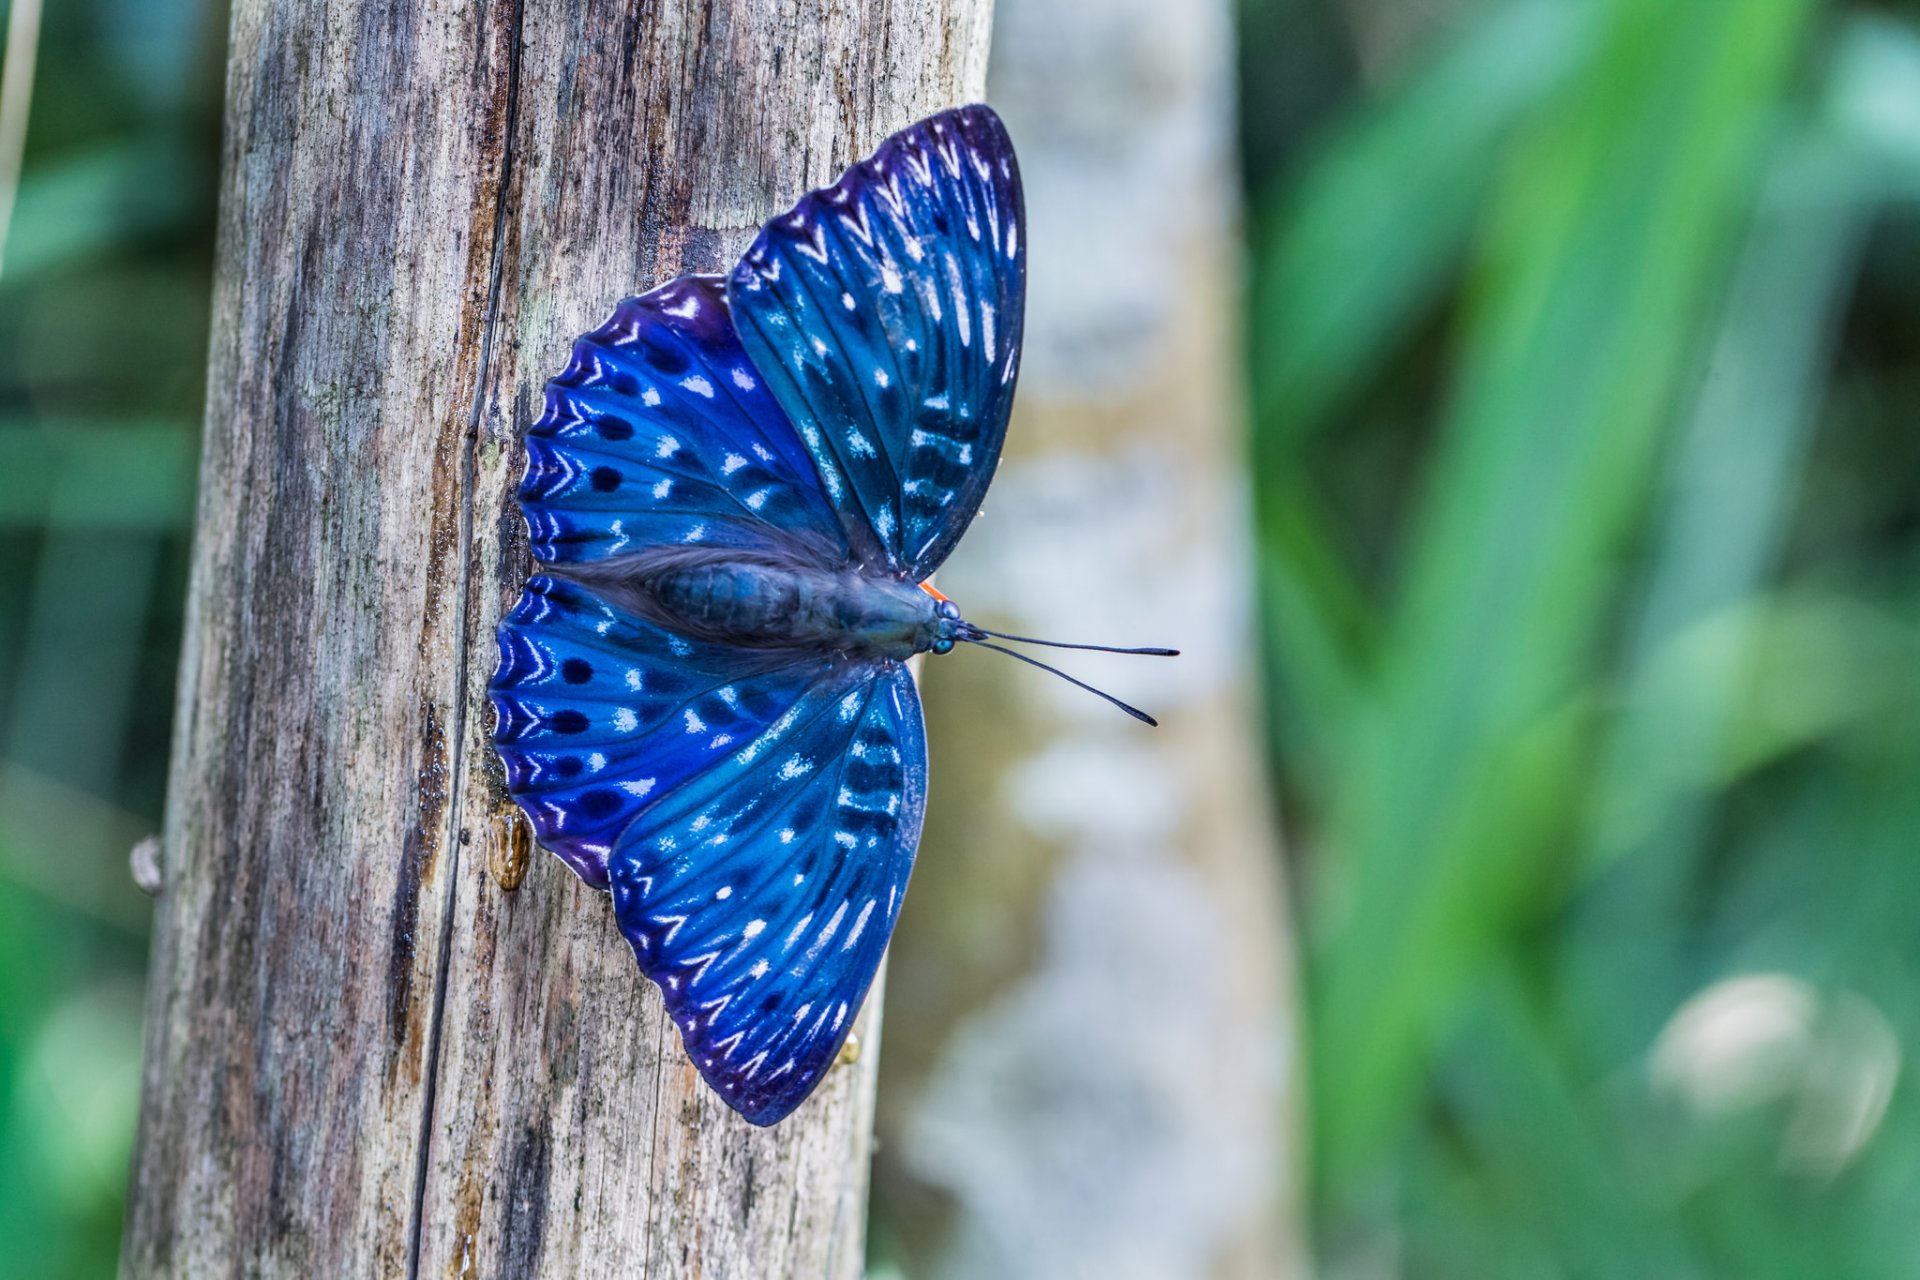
[403,1,527,1275]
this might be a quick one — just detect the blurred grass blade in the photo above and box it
[1580,129,1872,889]
[0,0,44,277]
[1433,969,1708,1276]
[0,139,200,286]
[1256,471,1378,776]
[0,421,198,529]
[1250,0,1593,774]
[1309,0,1819,1189]
[1248,0,1590,452]
[1826,12,1920,197]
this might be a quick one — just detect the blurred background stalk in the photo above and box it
[875,0,1302,1276]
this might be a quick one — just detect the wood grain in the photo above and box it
[123,2,992,1275]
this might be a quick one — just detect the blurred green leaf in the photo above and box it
[0,420,197,528]
[1249,0,1590,451]
[1308,0,1820,1187]
[0,138,200,286]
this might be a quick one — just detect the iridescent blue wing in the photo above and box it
[490,574,830,889]
[727,105,1024,579]
[522,274,849,567]
[608,663,926,1125]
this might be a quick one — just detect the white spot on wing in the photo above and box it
[811,902,849,954]
[844,899,876,949]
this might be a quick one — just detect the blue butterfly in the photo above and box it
[489,105,1172,1125]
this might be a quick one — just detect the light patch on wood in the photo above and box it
[484,811,532,892]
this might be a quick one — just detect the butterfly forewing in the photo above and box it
[522,274,849,566]
[727,105,1025,579]
[608,664,926,1125]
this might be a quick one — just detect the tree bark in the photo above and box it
[122,2,993,1276]
[873,1,1307,1277]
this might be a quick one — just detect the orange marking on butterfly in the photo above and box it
[917,581,950,604]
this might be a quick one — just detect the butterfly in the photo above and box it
[489,105,1173,1126]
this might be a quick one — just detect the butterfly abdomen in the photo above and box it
[560,546,945,662]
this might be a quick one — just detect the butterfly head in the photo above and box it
[921,597,1178,726]
[929,598,965,656]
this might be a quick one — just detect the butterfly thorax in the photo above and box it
[558,545,948,662]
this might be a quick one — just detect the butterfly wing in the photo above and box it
[521,274,850,567]
[491,574,832,889]
[608,662,926,1125]
[727,105,1025,579]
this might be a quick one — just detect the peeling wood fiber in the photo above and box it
[122,2,994,1276]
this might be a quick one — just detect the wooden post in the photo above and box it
[122,2,994,1275]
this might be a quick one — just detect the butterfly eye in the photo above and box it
[932,637,955,655]
[937,600,960,620]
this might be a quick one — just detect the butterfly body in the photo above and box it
[553,545,958,663]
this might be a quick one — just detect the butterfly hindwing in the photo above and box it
[491,574,831,888]
[608,662,927,1125]
[522,274,849,567]
[727,105,1025,579]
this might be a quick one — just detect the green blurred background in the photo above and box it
[3,0,1918,1273]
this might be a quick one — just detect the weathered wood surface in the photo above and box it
[872,0,1306,1276]
[123,2,993,1276]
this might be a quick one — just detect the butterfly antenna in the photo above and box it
[965,639,1161,726]
[967,626,1179,657]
